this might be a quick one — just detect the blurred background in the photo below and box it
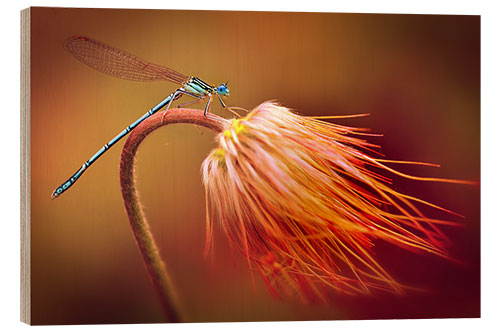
[30,8,479,324]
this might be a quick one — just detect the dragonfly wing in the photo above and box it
[64,35,189,84]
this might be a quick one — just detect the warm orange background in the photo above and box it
[30,7,480,324]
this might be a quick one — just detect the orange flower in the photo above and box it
[201,102,473,303]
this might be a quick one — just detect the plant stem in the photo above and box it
[119,109,227,322]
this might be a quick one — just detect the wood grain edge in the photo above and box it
[20,7,31,326]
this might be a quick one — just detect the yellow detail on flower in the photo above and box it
[223,119,246,139]
[232,119,245,135]
[212,148,226,167]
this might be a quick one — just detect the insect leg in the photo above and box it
[203,95,213,116]
[177,97,205,109]
[215,93,245,117]
[161,88,203,124]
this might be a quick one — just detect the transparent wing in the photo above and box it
[64,35,189,84]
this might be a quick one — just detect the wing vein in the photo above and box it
[64,35,189,84]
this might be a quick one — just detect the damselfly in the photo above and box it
[51,35,231,199]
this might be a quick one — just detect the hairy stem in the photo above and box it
[120,109,227,322]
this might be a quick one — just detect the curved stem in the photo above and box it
[120,109,227,322]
